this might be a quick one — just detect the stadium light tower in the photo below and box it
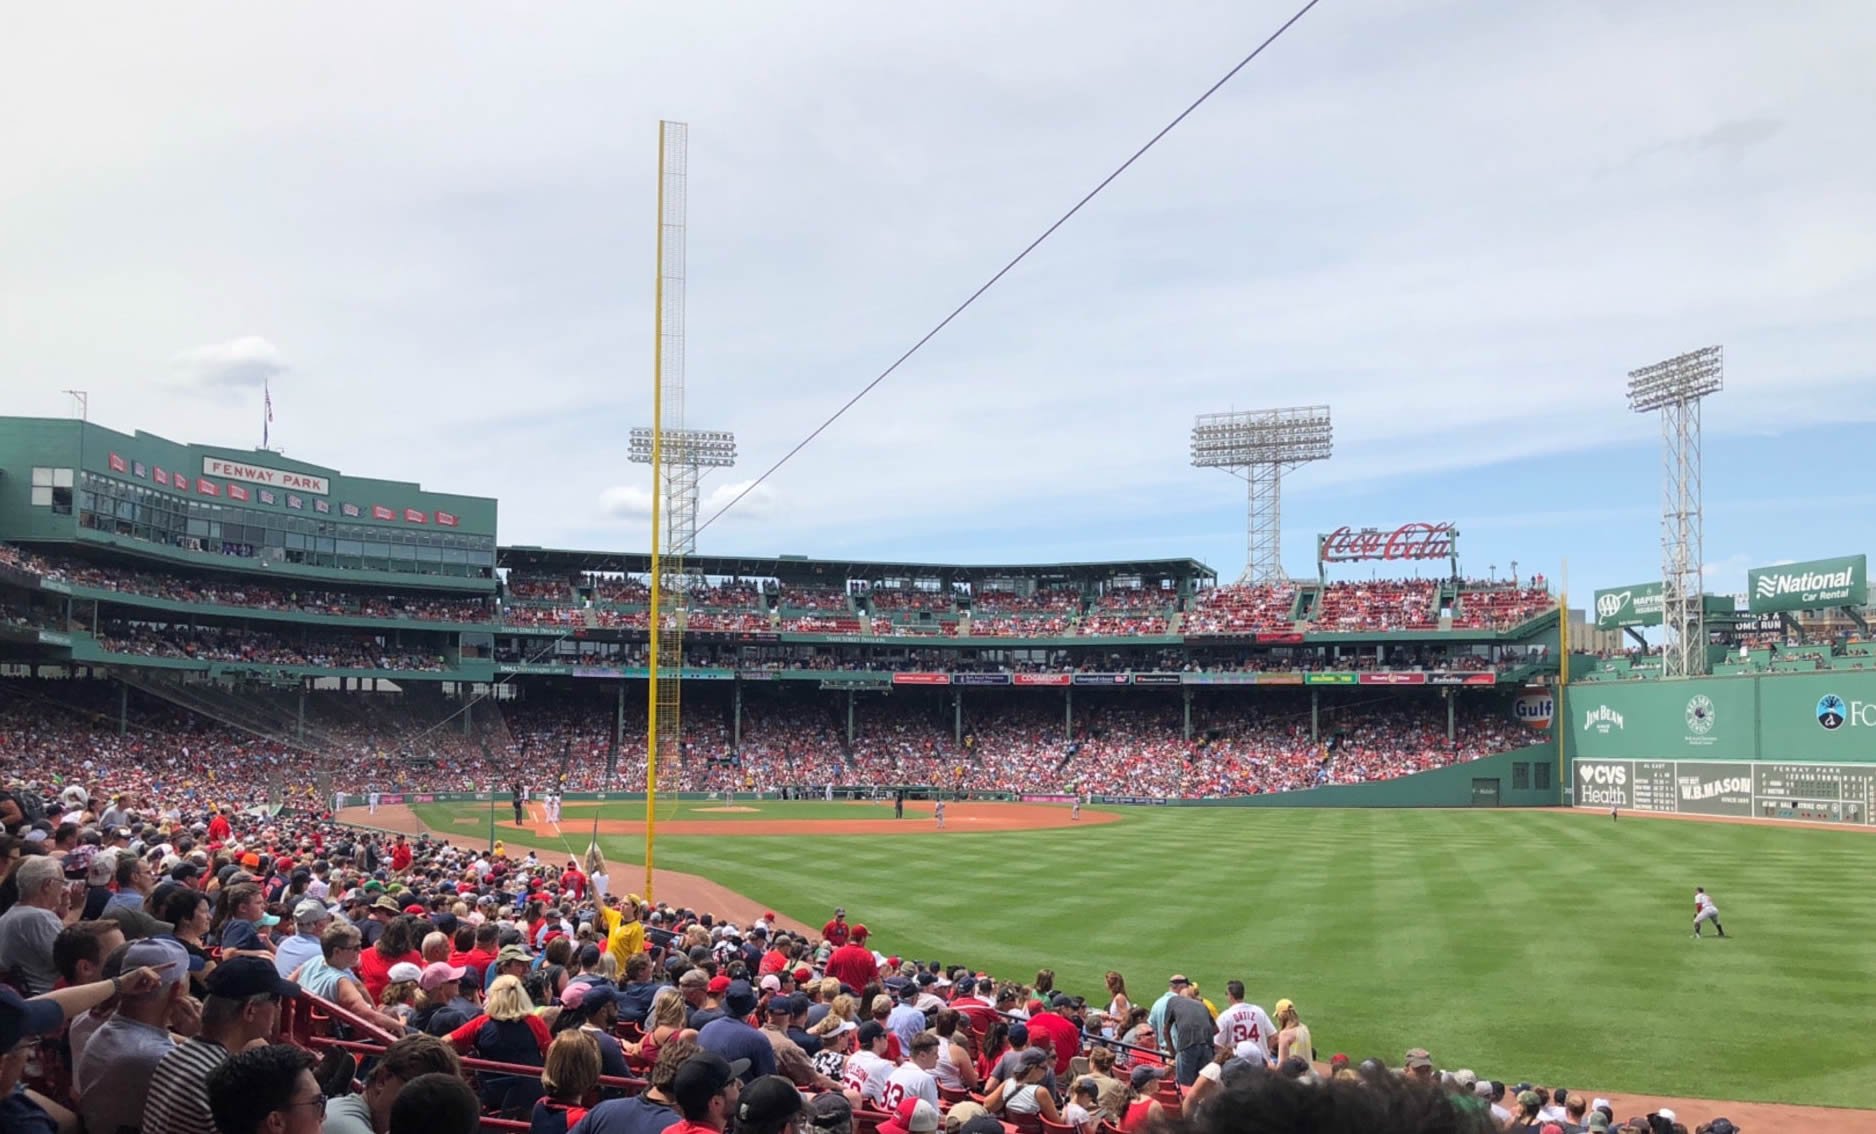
[1628,345,1723,678]
[627,427,736,557]
[1191,406,1332,585]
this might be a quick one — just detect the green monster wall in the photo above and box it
[1567,670,1876,764]
[1566,670,1876,826]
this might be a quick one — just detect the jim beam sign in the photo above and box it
[1317,521,1457,564]
[1592,581,1664,630]
[1746,554,1867,614]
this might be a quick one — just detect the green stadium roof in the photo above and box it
[497,546,1216,584]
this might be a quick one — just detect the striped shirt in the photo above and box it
[141,1036,230,1134]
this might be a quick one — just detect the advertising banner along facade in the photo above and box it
[1746,554,1866,613]
[1593,582,1664,629]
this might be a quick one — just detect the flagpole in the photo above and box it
[263,380,272,450]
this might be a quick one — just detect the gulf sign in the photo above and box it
[1514,691,1554,728]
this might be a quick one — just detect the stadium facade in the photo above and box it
[45,415,1876,816]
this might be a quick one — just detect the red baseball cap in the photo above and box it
[793,967,813,983]
[764,910,776,920]
[403,904,426,915]
[888,956,902,969]
[708,975,732,994]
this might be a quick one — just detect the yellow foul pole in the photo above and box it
[644,122,669,903]
[1557,558,1570,800]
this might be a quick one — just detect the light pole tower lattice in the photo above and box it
[627,427,737,559]
[1627,345,1722,678]
[1191,406,1332,585]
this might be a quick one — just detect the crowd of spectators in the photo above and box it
[508,574,576,601]
[1449,586,1554,630]
[583,574,650,603]
[1183,584,1298,635]
[94,623,450,672]
[3,544,491,623]
[775,584,852,613]
[1078,591,1176,637]
[0,677,1523,805]
[4,546,1558,648]
[866,591,958,615]
[968,590,1081,616]
[1313,582,1439,633]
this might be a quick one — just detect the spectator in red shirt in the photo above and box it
[206,808,232,844]
[821,908,850,948]
[358,915,423,1003]
[1027,995,1084,1076]
[948,976,999,1035]
[390,834,413,873]
[559,861,586,901]
[825,926,878,992]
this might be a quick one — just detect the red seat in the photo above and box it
[1041,1118,1081,1134]
[940,1085,972,1105]
[1005,1114,1045,1134]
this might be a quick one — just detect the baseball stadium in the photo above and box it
[1,406,1872,1134]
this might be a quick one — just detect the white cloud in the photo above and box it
[597,484,654,521]
[597,478,776,525]
[702,479,776,522]
[171,336,288,390]
[1701,553,1758,596]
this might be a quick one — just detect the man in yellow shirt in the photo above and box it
[599,893,646,968]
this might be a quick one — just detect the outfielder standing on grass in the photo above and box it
[1693,887,1727,938]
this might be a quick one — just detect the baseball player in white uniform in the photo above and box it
[1692,887,1726,938]
[934,799,946,829]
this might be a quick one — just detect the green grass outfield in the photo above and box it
[408,801,1876,1108]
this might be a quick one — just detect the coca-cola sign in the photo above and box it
[1318,521,1458,563]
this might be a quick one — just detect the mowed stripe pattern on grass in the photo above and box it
[410,802,1876,1109]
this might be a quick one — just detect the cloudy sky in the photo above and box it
[4,2,1873,596]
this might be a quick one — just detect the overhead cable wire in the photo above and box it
[694,0,1325,538]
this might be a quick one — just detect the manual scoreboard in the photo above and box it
[1572,759,1875,826]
